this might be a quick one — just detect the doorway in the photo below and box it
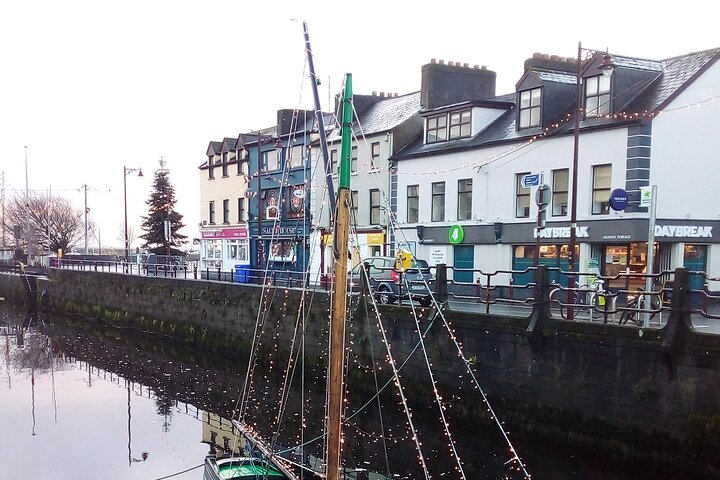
[453,245,474,283]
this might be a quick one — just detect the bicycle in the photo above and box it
[618,287,662,326]
[550,279,607,321]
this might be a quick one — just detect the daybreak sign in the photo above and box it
[654,225,713,238]
[533,226,589,239]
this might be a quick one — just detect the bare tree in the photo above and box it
[2,193,90,253]
[118,223,138,252]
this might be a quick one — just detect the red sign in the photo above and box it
[201,227,248,239]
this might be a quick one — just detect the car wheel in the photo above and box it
[378,287,394,305]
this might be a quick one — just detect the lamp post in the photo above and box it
[568,42,615,319]
[24,146,31,265]
[123,166,143,266]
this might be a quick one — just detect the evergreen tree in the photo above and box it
[140,160,187,255]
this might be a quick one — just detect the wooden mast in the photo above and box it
[326,73,353,480]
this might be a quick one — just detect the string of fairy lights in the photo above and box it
[228,60,720,480]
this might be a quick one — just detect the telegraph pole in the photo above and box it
[1,171,5,249]
[83,184,88,254]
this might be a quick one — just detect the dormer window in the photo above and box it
[426,109,471,143]
[449,110,471,139]
[518,88,541,128]
[585,75,611,117]
[426,114,447,143]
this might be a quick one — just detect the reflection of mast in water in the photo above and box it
[31,368,36,436]
[126,378,148,466]
[4,334,10,389]
[49,339,58,423]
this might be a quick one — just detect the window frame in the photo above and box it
[208,155,216,180]
[350,190,358,220]
[222,199,230,224]
[584,75,611,118]
[209,200,216,224]
[330,149,338,175]
[262,149,280,172]
[551,168,569,217]
[449,109,472,139]
[431,181,445,222]
[237,197,246,223]
[592,164,612,215]
[407,184,419,223]
[457,178,472,220]
[426,114,448,144]
[222,152,229,177]
[370,142,380,168]
[518,87,542,129]
[515,173,531,218]
[369,189,381,225]
[287,145,304,169]
[350,145,358,173]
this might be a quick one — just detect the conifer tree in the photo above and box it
[140,159,187,255]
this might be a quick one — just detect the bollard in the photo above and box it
[434,263,448,303]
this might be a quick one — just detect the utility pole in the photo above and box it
[1,170,5,249]
[47,184,52,255]
[24,146,31,265]
[83,184,88,254]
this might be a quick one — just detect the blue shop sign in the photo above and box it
[609,188,628,211]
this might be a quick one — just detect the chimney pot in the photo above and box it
[431,58,437,64]
[474,64,480,69]
[463,62,469,68]
[550,55,559,61]
[481,65,486,70]
[542,54,550,60]
[533,52,542,59]
[372,91,377,96]
[380,91,385,97]
[439,59,445,65]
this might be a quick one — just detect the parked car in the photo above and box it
[350,256,434,306]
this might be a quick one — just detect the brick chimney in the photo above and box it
[421,60,496,109]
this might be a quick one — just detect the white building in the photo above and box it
[392,50,720,292]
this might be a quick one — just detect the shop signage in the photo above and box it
[654,225,713,238]
[201,227,248,239]
[533,226,589,239]
[448,224,465,244]
[601,234,632,241]
[260,225,305,237]
[429,246,447,266]
[640,186,652,207]
[609,188,628,211]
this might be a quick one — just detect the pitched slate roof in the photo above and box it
[355,92,421,134]
[395,47,720,160]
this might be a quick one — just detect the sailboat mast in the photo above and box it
[303,21,336,214]
[326,73,352,480]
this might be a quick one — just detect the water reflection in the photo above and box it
[0,302,700,480]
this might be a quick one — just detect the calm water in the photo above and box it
[0,302,701,480]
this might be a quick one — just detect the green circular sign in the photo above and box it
[448,224,464,244]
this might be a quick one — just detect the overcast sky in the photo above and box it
[1,0,717,251]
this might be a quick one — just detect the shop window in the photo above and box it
[228,240,249,262]
[287,185,305,219]
[515,173,530,218]
[592,164,611,214]
[269,240,295,262]
[552,169,568,216]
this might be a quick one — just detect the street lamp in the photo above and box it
[568,42,615,319]
[123,166,143,265]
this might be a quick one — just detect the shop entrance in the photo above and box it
[602,242,657,293]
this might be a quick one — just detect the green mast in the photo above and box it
[326,73,353,480]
